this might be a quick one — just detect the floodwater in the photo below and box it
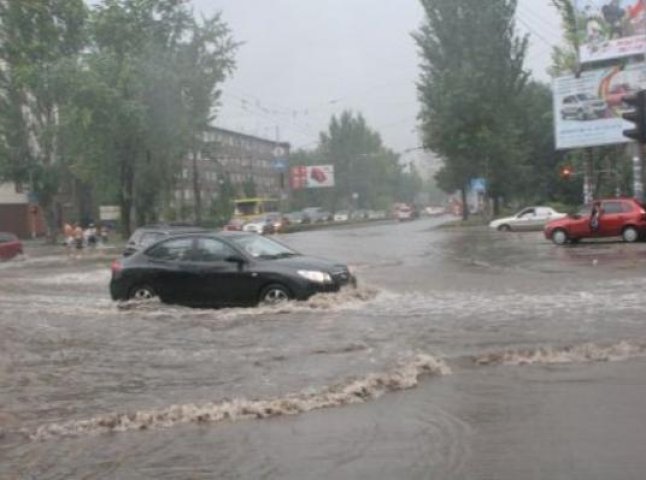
[2,218,646,479]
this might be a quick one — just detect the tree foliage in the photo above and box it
[290,111,422,211]
[0,0,237,237]
[414,0,529,217]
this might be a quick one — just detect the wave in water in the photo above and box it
[27,354,450,441]
[473,340,646,367]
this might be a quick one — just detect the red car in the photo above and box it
[544,198,646,245]
[0,232,23,260]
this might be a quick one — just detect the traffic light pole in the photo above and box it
[632,142,644,202]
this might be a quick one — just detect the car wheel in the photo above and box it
[622,226,639,243]
[551,228,568,245]
[129,284,156,300]
[497,224,511,232]
[259,284,292,306]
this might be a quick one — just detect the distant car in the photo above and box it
[489,206,566,232]
[265,212,285,232]
[425,206,445,217]
[123,224,207,256]
[110,232,357,307]
[350,209,368,220]
[223,219,245,231]
[561,93,607,121]
[302,207,330,223]
[394,204,415,221]
[284,211,304,225]
[366,210,387,220]
[243,217,273,235]
[545,198,646,245]
[333,210,350,222]
[0,232,23,261]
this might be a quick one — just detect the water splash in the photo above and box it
[28,354,450,441]
[474,340,646,367]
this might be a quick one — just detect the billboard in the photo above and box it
[290,165,335,189]
[553,62,646,149]
[575,0,646,63]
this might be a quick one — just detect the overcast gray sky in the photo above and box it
[192,0,562,152]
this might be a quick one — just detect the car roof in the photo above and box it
[134,224,207,233]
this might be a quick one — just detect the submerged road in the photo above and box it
[2,217,646,479]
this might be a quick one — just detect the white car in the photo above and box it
[333,210,349,222]
[489,206,566,232]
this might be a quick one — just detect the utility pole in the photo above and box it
[632,143,644,202]
[584,149,594,205]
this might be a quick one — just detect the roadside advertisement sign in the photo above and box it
[99,205,121,221]
[290,165,335,189]
[553,62,646,149]
[575,0,646,64]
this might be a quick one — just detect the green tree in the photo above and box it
[0,0,87,238]
[178,14,237,224]
[66,0,236,235]
[414,0,528,218]
[318,111,400,211]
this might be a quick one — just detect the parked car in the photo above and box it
[110,232,357,307]
[123,224,207,256]
[425,206,445,217]
[560,93,607,121]
[366,210,387,220]
[284,211,304,225]
[489,206,566,232]
[0,232,23,261]
[302,207,330,223]
[333,210,350,222]
[544,198,646,245]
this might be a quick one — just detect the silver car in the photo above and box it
[489,206,566,232]
[561,94,607,121]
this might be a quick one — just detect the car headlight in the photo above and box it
[298,270,333,284]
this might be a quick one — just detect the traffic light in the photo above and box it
[622,90,646,143]
[560,166,573,179]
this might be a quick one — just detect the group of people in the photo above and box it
[63,222,109,252]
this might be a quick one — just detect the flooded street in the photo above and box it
[3,217,646,479]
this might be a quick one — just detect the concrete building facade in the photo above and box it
[172,127,290,215]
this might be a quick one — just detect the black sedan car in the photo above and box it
[110,232,356,307]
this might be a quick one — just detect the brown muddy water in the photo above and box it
[2,218,646,479]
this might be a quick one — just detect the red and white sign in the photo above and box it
[290,165,335,189]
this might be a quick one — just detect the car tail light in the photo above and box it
[111,259,123,275]
[640,209,646,221]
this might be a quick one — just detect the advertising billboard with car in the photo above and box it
[553,62,646,149]
[575,0,646,63]
[290,165,335,189]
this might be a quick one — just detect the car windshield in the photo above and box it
[229,235,299,259]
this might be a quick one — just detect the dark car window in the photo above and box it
[140,232,165,247]
[620,201,635,213]
[0,233,15,243]
[192,238,237,262]
[517,208,535,218]
[602,201,624,214]
[146,238,193,261]
[229,234,298,259]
